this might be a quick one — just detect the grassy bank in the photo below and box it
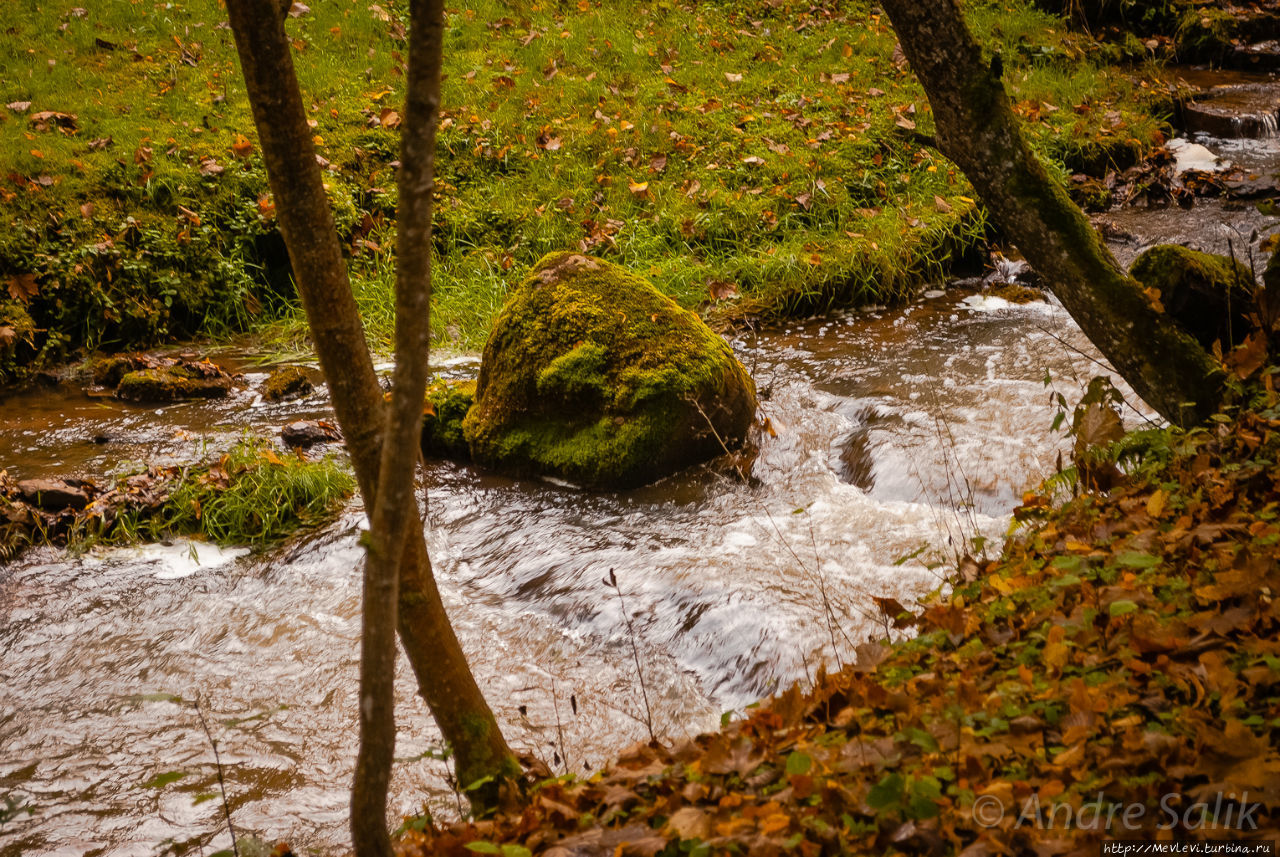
[0,439,354,559]
[0,0,1167,379]
[395,362,1280,855]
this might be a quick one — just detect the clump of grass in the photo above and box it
[78,439,355,548]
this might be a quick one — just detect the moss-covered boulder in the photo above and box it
[1130,244,1255,351]
[422,379,476,460]
[461,252,757,489]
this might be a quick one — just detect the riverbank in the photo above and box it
[396,362,1280,855]
[0,0,1166,381]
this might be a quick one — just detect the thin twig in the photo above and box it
[603,569,655,742]
[194,700,238,857]
[550,678,569,775]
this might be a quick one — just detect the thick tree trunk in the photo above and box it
[880,0,1225,427]
[223,0,519,826]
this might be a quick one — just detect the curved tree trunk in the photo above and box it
[880,0,1225,427]
[223,0,519,829]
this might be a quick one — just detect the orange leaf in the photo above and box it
[7,273,37,304]
[760,813,792,834]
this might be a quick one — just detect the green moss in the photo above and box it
[1175,7,1237,64]
[987,283,1043,303]
[116,365,233,402]
[91,354,148,388]
[463,253,756,488]
[261,366,313,402]
[421,379,476,460]
[0,299,36,381]
[1130,244,1255,350]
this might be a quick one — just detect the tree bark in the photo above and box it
[349,0,447,853]
[223,0,519,828]
[880,0,1225,427]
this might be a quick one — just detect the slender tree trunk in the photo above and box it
[349,0,447,853]
[880,0,1225,426]
[223,0,519,828]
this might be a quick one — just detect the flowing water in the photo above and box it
[3,126,1277,856]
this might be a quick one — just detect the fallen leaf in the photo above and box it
[708,280,738,300]
[1226,331,1268,380]
[7,273,38,304]
[378,108,401,130]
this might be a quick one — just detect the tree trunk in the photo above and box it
[880,0,1225,427]
[223,0,519,826]
[349,0,447,853]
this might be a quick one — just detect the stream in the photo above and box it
[3,110,1278,855]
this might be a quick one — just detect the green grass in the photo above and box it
[0,0,1169,370]
[73,439,356,548]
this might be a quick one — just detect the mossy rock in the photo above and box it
[422,379,476,460]
[92,353,152,388]
[1130,244,1255,351]
[1176,7,1237,65]
[116,362,235,402]
[462,252,757,489]
[260,366,314,402]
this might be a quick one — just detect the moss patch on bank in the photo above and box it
[0,0,1168,379]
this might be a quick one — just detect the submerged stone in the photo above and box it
[1129,244,1256,351]
[260,366,314,402]
[462,252,757,489]
[281,419,341,448]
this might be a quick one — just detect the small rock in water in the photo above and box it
[17,478,90,510]
[260,366,314,402]
[93,353,239,402]
[281,419,342,448]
